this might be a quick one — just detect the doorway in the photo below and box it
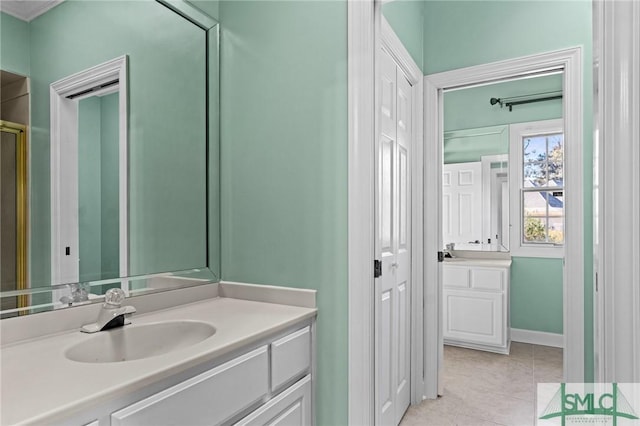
[424,47,585,399]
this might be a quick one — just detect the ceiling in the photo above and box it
[0,0,63,22]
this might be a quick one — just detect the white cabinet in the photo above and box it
[111,346,270,426]
[109,325,313,426]
[235,376,312,426]
[442,263,510,354]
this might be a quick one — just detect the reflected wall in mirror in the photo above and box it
[442,72,563,252]
[0,0,219,317]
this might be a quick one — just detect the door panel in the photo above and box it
[442,162,482,246]
[376,47,411,426]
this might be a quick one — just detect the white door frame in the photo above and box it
[50,55,128,290]
[348,1,425,423]
[593,0,640,383]
[424,47,585,393]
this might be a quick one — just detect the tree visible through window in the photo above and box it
[522,133,564,244]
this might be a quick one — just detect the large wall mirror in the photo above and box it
[0,0,220,318]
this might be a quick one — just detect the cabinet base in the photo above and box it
[444,339,511,355]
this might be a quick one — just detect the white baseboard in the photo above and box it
[510,328,564,348]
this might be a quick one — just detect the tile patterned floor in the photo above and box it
[399,343,563,426]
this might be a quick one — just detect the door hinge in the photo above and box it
[595,272,598,292]
[374,259,382,278]
[437,251,444,262]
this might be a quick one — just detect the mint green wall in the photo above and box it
[188,0,219,21]
[382,0,425,73]
[0,12,29,75]
[77,93,119,283]
[100,93,120,279]
[21,1,207,289]
[219,1,348,424]
[78,96,103,282]
[425,0,593,379]
[510,257,564,333]
[443,125,508,164]
[444,74,563,131]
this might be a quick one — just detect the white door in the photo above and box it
[376,47,411,426]
[442,162,482,248]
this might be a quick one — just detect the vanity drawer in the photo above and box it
[111,346,269,426]
[270,327,311,392]
[470,268,504,291]
[442,266,470,288]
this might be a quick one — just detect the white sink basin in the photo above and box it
[65,321,216,363]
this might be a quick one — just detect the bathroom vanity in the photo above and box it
[0,282,317,426]
[442,258,511,354]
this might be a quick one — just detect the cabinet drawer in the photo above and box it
[111,346,269,426]
[470,268,504,291]
[271,327,311,392]
[234,375,312,426]
[442,266,470,288]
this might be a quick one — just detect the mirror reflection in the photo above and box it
[0,0,218,316]
[442,72,564,252]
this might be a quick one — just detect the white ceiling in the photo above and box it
[0,0,63,22]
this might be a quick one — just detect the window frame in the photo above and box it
[509,119,564,258]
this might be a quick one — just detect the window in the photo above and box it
[510,119,564,258]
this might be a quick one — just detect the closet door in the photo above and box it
[376,47,411,426]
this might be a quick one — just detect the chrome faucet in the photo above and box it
[81,288,136,333]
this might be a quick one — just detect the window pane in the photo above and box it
[548,134,564,184]
[524,160,547,187]
[523,136,547,163]
[549,215,564,244]
[523,216,547,243]
[523,190,564,244]
[548,134,564,162]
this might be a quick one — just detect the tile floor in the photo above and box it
[400,343,563,426]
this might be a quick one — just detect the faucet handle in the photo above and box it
[104,288,126,307]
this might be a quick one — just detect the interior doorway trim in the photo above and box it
[50,55,128,287]
[593,0,640,383]
[347,1,376,424]
[348,1,426,423]
[423,47,585,392]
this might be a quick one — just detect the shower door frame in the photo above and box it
[0,120,29,310]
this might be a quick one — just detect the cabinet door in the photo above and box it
[111,346,269,426]
[443,289,504,346]
[234,375,312,426]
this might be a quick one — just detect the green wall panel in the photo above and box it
[78,97,103,283]
[219,1,348,424]
[382,0,425,73]
[510,257,564,334]
[425,0,593,381]
[444,74,563,131]
[0,12,30,75]
[443,125,508,164]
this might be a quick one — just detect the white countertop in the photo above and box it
[0,295,316,425]
[443,258,512,268]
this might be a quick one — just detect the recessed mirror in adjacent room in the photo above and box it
[442,72,564,252]
[0,0,220,317]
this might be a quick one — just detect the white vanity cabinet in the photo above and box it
[442,262,510,354]
[76,324,314,426]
